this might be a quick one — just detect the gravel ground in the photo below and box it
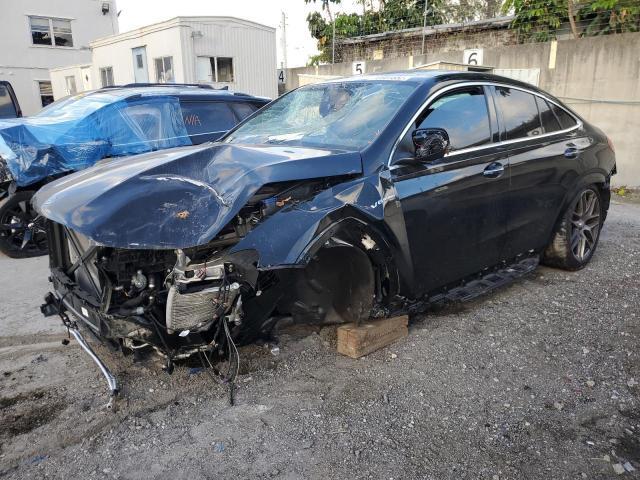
[0,199,638,480]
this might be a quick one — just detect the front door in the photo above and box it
[132,47,149,84]
[390,85,510,295]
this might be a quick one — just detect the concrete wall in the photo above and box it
[0,0,118,115]
[284,33,640,187]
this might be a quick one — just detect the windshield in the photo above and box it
[225,81,418,150]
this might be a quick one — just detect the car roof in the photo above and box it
[326,69,548,95]
[88,84,270,102]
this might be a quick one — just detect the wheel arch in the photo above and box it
[547,170,610,247]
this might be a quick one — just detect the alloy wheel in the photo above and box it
[570,189,600,262]
[0,199,48,255]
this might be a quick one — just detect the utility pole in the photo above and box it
[332,20,336,64]
[421,0,428,56]
[280,11,288,69]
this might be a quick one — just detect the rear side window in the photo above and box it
[550,103,577,129]
[417,86,491,151]
[180,101,237,138]
[0,85,18,119]
[536,96,562,134]
[230,102,257,121]
[494,87,543,139]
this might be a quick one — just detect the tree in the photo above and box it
[501,0,567,42]
[503,0,640,42]
[305,0,448,64]
[577,0,640,36]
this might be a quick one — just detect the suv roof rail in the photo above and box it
[100,83,226,90]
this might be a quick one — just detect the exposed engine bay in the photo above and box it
[41,177,384,402]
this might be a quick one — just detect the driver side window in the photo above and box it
[393,86,492,162]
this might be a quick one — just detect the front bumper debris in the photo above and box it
[42,292,119,410]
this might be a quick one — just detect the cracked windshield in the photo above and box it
[226,81,417,150]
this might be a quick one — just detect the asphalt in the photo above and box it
[0,198,638,479]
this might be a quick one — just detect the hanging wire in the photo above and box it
[196,265,241,405]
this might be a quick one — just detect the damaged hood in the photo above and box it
[33,143,362,249]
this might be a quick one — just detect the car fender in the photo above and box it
[228,175,412,294]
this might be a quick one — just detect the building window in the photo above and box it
[30,17,73,47]
[216,57,234,82]
[154,56,174,83]
[65,76,77,95]
[100,67,114,87]
[38,81,54,108]
[196,57,234,83]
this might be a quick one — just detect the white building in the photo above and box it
[51,17,278,100]
[0,0,118,115]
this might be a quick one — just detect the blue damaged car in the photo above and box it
[34,71,615,402]
[0,84,268,257]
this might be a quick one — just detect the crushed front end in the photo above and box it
[42,218,271,363]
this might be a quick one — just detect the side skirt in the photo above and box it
[430,255,540,304]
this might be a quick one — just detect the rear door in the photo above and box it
[180,101,239,143]
[491,85,583,257]
[390,85,511,295]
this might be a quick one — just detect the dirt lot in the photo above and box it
[0,199,638,479]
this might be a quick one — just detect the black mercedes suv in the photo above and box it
[35,71,615,400]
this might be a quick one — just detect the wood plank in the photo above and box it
[337,315,408,359]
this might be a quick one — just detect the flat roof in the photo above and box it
[91,16,275,48]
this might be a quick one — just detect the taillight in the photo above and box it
[607,135,615,153]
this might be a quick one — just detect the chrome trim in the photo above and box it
[69,327,119,402]
[388,81,583,167]
[58,295,119,409]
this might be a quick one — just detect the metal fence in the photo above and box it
[305,0,640,64]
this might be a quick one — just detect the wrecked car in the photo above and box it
[35,71,616,402]
[0,84,268,257]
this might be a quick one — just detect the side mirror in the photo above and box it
[412,128,450,163]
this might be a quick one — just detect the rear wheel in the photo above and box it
[543,186,603,270]
[0,191,48,258]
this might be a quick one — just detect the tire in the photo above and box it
[0,190,48,258]
[542,185,603,271]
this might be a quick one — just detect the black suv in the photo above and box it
[36,71,615,391]
[0,84,269,257]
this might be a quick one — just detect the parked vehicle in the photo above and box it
[0,84,269,258]
[0,81,22,119]
[36,71,615,401]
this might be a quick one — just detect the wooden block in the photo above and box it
[337,315,408,359]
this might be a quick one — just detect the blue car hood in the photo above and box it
[33,143,363,249]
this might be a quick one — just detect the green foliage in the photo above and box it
[305,0,449,64]
[503,0,640,42]
[502,0,566,42]
[578,0,640,36]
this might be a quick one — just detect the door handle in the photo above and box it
[483,162,505,178]
[564,147,579,159]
